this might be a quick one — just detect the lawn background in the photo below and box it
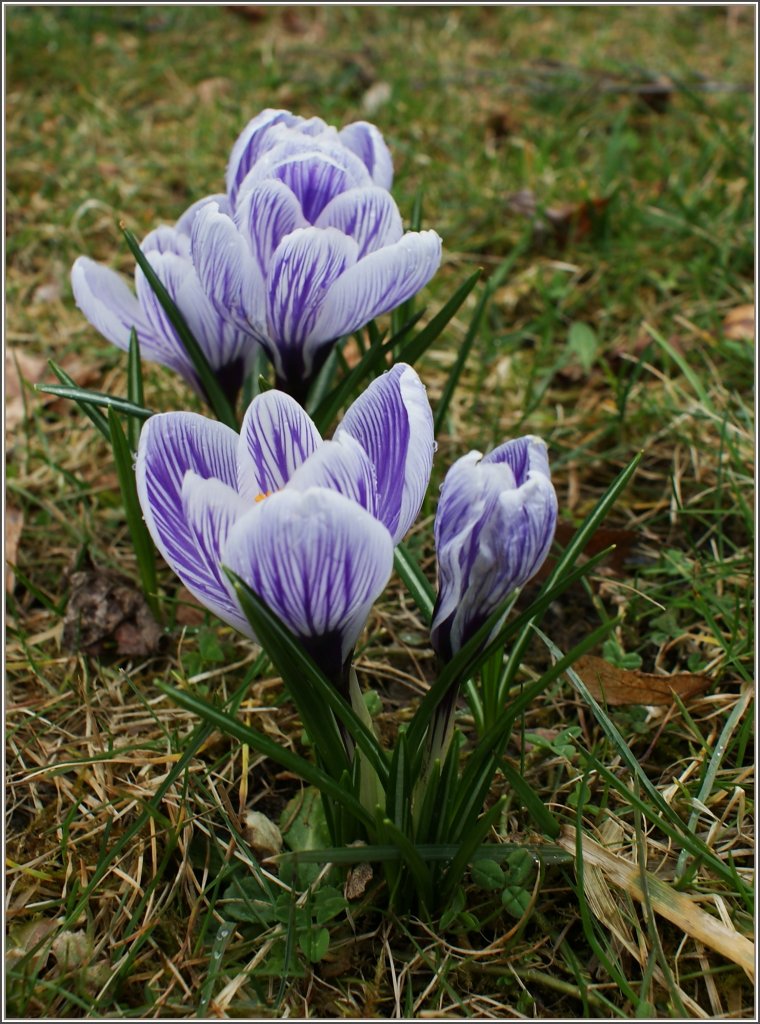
[5,4,755,1018]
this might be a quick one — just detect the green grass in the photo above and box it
[6,4,754,1018]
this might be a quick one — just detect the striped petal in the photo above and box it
[136,413,245,630]
[227,109,318,205]
[239,136,371,222]
[287,434,378,517]
[335,363,434,543]
[236,390,322,501]
[191,201,265,336]
[311,230,442,343]
[430,438,558,660]
[179,473,252,635]
[315,186,403,258]
[223,488,393,680]
[234,179,308,279]
[338,121,394,189]
[71,257,153,353]
[265,227,358,381]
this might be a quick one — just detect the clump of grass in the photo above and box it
[6,5,754,1018]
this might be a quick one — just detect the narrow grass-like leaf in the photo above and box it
[674,683,753,882]
[427,732,462,846]
[379,816,433,909]
[387,725,410,832]
[572,791,641,1006]
[107,407,159,618]
[272,841,571,867]
[500,758,561,838]
[45,362,110,440]
[38,381,152,423]
[156,679,375,831]
[413,756,441,844]
[126,328,145,452]
[396,269,481,367]
[226,570,389,787]
[406,546,614,757]
[304,337,346,416]
[393,543,435,623]
[226,572,350,781]
[449,617,618,839]
[434,240,528,434]
[439,796,506,906]
[197,921,235,1016]
[121,224,238,428]
[537,627,752,897]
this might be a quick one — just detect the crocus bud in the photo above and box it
[430,436,558,662]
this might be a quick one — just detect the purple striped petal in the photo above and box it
[71,257,153,352]
[338,121,394,189]
[234,179,308,279]
[227,109,315,206]
[179,473,253,635]
[311,230,442,343]
[315,186,403,258]
[265,227,358,380]
[136,413,244,628]
[236,391,322,501]
[175,193,229,236]
[287,435,378,517]
[191,201,265,336]
[239,137,372,223]
[141,225,191,258]
[335,363,434,543]
[430,438,558,660]
[134,251,199,377]
[223,488,393,678]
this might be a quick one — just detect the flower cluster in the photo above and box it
[70,109,561,875]
[72,109,442,407]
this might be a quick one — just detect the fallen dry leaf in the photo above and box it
[574,654,711,706]
[722,303,754,341]
[344,860,374,900]
[5,505,24,593]
[62,569,163,657]
[544,196,611,246]
[224,5,268,22]
[506,190,611,246]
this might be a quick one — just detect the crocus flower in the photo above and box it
[135,363,433,686]
[71,196,257,408]
[192,131,442,403]
[226,108,394,208]
[430,436,558,663]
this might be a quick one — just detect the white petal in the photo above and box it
[236,390,322,500]
[315,186,403,258]
[71,256,151,352]
[311,230,442,342]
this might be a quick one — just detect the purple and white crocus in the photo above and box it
[430,436,558,663]
[71,197,256,408]
[136,363,434,689]
[226,108,394,207]
[193,125,442,403]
